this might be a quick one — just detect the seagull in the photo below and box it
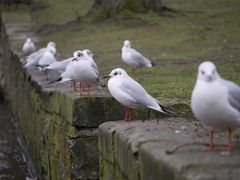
[82,49,99,72]
[48,61,78,91]
[104,68,176,121]
[38,47,57,69]
[121,40,155,74]
[82,49,104,91]
[24,41,56,68]
[22,38,35,57]
[45,57,72,74]
[191,61,240,151]
[37,47,57,80]
[48,51,82,91]
[72,50,104,95]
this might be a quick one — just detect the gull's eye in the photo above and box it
[78,52,83,57]
[212,70,215,75]
[201,70,205,75]
[114,72,118,76]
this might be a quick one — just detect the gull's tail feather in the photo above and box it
[100,81,105,88]
[146,61,155,67]
[151,62,156,67]
[37,64,49,70]
[48,77,62,84]
[159,104,177,117]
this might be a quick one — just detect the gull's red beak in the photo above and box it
[103,75,110,79]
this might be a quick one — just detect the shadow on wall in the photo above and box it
[0,87,4,102]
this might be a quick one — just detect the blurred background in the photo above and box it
[1,0,240,107]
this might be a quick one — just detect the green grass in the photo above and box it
[32,0,94,26]
[28,0,240,112]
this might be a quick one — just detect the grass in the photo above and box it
[31,0,94,26]
[20,0,240,112]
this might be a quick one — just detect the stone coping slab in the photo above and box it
[99,119,240,180]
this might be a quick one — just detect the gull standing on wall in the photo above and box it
[48,50,82,91]
[37,46,57,80]
[82,49,99,72]
[121,40,155,74]
[24,41,56,68]
[72,50,104,95]
[191,61,240,151]
[22,38,35,57]
[38,47,57,69]
[45,57,72,74]
[82,49,104,90]
[104,68,176,121]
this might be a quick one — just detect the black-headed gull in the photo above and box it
[104,68,176,121]
[48,50,81,91]
[191,61,240,151]
[72,50,104,95]
[48,50,104,93]
[121,40,155,74]
[38,47,57,69]
[82,49,99,72]
[22,38,35,57]
[24,41,56,68]
[37,45,57,80]
[45,57,72,74]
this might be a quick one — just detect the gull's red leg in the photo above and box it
[124,107,132,121]
[129,108,132,121]
[45,71,48,81]
[124,106,129,121]
[87,84,91,95]
[82,84,85,92]
[131,67,135,76]
[69,81,73,87]
[73,81,77,91]
[79,82,81,90]
[79,83,83,96]
[205,129,215,151]
[227,128,233,151]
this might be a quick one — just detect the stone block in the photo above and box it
[99,120,240,180]
[1,11,124,179]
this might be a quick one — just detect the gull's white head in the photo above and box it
[83,49,94,58]
[105,68,128,79]
[47,45,56,55]
[197,61,219,82]
[26,38,31,43]
[72,50,83,61]
[123,40,131,48]
[47,41,56,48]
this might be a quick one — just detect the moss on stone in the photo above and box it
[1,11,105,179]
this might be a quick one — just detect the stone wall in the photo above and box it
[99,120,240,180]
[0,11,124,179]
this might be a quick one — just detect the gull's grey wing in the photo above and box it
[130,48,152,66]
[91,63,100,78]
[223,79,240,112]
[91,61,99,72]
[61,63,74,79]
[39,52,56,66]
[119,77,163,111]
[119,77,152,106]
